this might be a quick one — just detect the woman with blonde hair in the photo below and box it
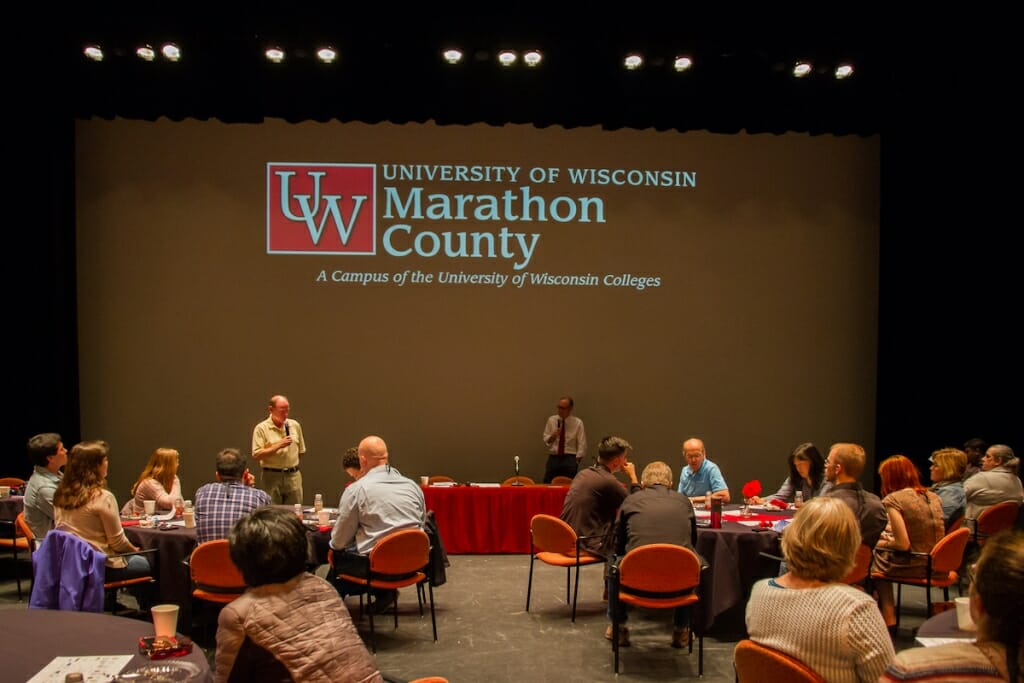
[745,496,894,682]
[53,440,151,586]
[929,447,967,527]
[881,530,1024,682]
[122,447,183,516]
[873,454,946,630]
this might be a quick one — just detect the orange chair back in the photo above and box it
[550,476,574,486]
[734,639,824,683]
[369,528,430,575]
[14,512,36,551]
[975,501,1020,539]
[841,544,872,585]
[0,477,26,488]
[932,527,971,574]
[502,475,535,486]
[946,514,965,532]
[428,475,455,484]
[530,514,578,555]
[190,539,246,598]
[617,544,701,602]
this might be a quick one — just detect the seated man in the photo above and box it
[677,437,731,504]
[608,460,700,648]
[342,446,361,483]
[329,435,426,605]
[194,448,271,545]
[560,436,639,558]
[216,507,384,683]
[823,442,888,548]
[24,432,68,539]
[964,444,1023,530]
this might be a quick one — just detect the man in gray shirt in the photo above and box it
[24,433,68,539]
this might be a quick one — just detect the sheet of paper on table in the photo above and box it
[430,482,458,487]
[28,654,133,682]
[467,482,500,487]
[915,636,976,647]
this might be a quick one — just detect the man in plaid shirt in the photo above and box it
[195,448,271,544]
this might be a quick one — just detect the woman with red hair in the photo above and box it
[872,454,945,630]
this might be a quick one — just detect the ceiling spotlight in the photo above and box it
[497,50,517,67]
[84,45,104,62]
[442,48,463,65]
[835,63,854,80]
[673,55,693,72]
[792,61,813,78]
[523,50,542,67]
[624,54,643,70]
[265,47,285,64]
[136,45,156,62]
[316,47,337,64]
[161,43,181,62]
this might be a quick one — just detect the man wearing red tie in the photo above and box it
[542,396,587,483]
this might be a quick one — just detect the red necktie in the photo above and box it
[557,420,566,455]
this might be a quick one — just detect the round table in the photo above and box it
[916,607,976,639]
[1,609,212,681]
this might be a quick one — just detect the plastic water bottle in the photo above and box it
[314,493,324,513]
[794,490,804,509]
[705,489,713,510]
[183,500,195,528]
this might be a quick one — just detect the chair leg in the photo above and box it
[895,583,902,630]
[697,631,704,677]
[427,580,437,642]
[611,596,621,674]
[564,567,570,604]
[571,564,581,623]
[525,555,534,612]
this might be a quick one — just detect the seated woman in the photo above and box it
[53,440,152,592]
[750,442,829,506]
[745,496,894,682]
[964,444,1024,530]
[216,506,384,683]
[881,529,1024,682]
[928,447,967,528]
[122,447,183,517]
[873,454,946,630]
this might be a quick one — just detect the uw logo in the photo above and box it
[266,163,376,254]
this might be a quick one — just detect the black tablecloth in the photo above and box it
[124,524,199,634]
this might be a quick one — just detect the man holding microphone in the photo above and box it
[542,396,587,483]
[252,394,306,504]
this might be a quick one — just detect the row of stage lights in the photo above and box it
[82,43,855,79]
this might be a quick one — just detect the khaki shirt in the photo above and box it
[252,416,306,469]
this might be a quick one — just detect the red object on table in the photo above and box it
[741,480,762,499]
[423,485,568,554]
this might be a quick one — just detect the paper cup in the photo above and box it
[0,486,9,498]
[420,476,430,487]
[317,509,331,525]
[151,604,180,638]
[955,596,976,631]
[143,500,157,516]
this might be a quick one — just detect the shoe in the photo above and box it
[604,624,629,646]
[370,590,398,615]
[671,627,690,649]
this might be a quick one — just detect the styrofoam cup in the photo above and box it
[151,604,179,638]
[143,499,156,516]
[420,476,430,487]
[955,597,976,631]
[317,509,330,525]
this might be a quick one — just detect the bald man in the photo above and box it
[676,437,730,504]
[329,436,426,604]
[252,394,307,504]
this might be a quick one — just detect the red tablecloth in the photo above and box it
[424,485,568,554]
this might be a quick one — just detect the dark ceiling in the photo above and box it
[54,9,890,136]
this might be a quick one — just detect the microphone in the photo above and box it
[284,422,290,437]
[514,455,520,475]
[557,418,563,430]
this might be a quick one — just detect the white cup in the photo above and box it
[143,500,157,516]
[151,604,180,638]
[420,476,430,487]
[0,486,9,498]
[954,596,976,631]
[317,509,331,525]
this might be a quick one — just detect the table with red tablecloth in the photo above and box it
[425,484,569,554]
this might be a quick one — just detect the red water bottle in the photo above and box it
[710,496,722,529]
